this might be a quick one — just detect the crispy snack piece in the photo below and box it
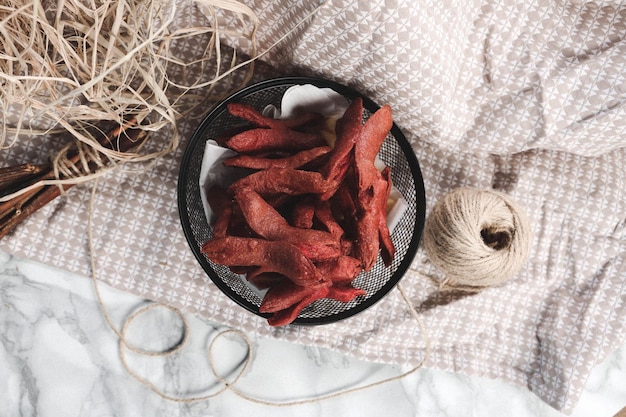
[234,187,341,261]
[201,236,328,287]
[223,146,330,170]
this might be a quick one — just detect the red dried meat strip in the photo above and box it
[234,187,341,261]
[340,237,354,256]
[266,286,330,327]
[217,199,257,239]
[229,167,331,196]
[259,278,319,313]
[354,174,389,271]
[205,185,233,238]
[227,102,322,130]
[354,211,379,271]
[313,199,344,239]
[315,255,363,284]
[291,197,316,229]
[378,167,395,266]
[354,105,393,199]
[223,146,330,170]
[200,236,328,287]
[327,285,366,303]
[246,272,283,290]
[320,97,363,200]
[330,176,357,226]
[261,279,364,326]
[225,128,327,153]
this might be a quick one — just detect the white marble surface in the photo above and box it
[1,249,625,417]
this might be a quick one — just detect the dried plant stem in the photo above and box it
[0,187,41,220]
[0,164,46,193]
[1,0,259,161]
[0,121,147,240]
[0,185,73,240]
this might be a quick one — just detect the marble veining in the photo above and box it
[0,249,624,417]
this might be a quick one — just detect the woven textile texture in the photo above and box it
[2,0,625,413]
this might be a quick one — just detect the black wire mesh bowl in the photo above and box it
[177,77,426,325]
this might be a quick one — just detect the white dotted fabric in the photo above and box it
[2,0,625,412]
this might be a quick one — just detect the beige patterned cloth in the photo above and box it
[2,0,626,413]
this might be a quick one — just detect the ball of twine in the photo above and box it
[422,187,532,289]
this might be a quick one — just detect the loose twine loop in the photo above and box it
[422,187,532,291]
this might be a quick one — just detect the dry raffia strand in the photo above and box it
[0,0,259,166]
[0,0,260,234]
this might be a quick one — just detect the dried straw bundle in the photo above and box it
[0,0,257,154]
[0,0,259,237]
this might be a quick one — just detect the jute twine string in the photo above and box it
[423,187,532,290]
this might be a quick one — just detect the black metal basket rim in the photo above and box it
[177,76,426,326]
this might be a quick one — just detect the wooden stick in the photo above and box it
[0,163,49,196]
[0,184,72,240]
[0,187,41,221]
[0,163,45,179]
[0,123,147,240]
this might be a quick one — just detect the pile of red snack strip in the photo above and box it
[201,98,396,326]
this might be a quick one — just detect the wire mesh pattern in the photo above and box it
[178,77,426,325]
